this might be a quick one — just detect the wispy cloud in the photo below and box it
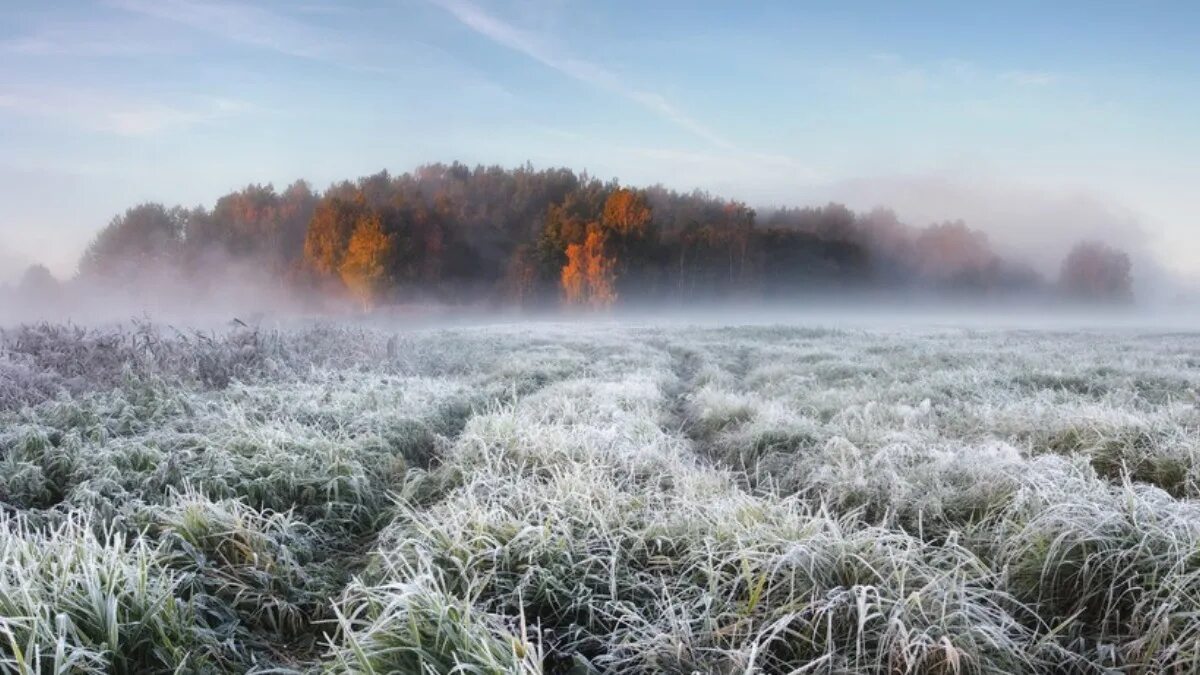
[940,59,977,82]
[108,0,348,62]
[863,54,1059,93]
[0,87,251,137]
[429,0,817,183]
[108,0,451,77]
[1,18,181,57]
[601,144,818,204]
[1000,70,1058,87]
[107,98,251,136]
[4,1,338,61]
[429,0,737,151]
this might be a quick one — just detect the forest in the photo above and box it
[5,163,1135,313]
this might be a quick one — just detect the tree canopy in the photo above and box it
[80,203,186,282]
[1059,241,1133,302]
[69,162,1136,308]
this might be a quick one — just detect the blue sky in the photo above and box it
[1,0,1197,285]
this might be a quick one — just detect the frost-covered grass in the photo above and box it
[2,320,1199,672]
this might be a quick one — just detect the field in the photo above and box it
[2,319,1199,674]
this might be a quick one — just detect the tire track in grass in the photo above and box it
[306,338,596,672]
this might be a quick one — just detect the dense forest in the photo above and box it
[5,163,1134,313]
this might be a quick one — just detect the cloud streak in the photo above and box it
[0,17,183,57]
[108,0,349,62]
[429,0,818,188]
[4,34,161,58]
[0,87,250,137]
[1000,70,1058,87]
[108,0,455,77]
[430,0,737,152]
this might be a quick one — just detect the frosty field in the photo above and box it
[2,320,1200,674]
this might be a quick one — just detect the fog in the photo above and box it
[818,172,1184,300]
[0,238,29,286]
[5,283,1199,335]
[0,257,324,327]
[3,162,1192,328]
[726,167,1200,306]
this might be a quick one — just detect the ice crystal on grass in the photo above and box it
[2,320,1200,672]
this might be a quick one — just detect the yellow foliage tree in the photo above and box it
[303,198,361,279]
[601,188,652,237]
[584,230,617,307]
[561,242,587,305]
[339,215,394,310]
[561,229,616,308]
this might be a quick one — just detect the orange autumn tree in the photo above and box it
[583,230,618,307]
[602,188,652,236]
[561,228,617,308]
[561,241,586,304]
[304,197,363,279]
[560,188,654,308]
[339,214,395,309]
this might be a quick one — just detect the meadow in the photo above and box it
[1,319,1199,674]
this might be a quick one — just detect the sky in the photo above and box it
[1,0,1197,288]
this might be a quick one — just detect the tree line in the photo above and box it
[5,162,1134,312]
